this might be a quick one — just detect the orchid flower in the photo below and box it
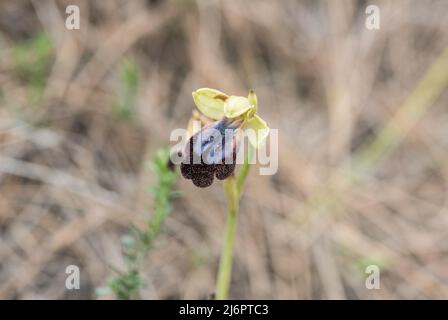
[192,88,269,149]
[180,88,269,188]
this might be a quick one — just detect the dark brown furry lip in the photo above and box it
[180,118,238,188]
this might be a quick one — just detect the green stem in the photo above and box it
[236,144,253,195]
[216,145,252,300]
[216,177,239,300]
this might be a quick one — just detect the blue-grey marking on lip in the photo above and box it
[194,117,241,164]
[180,117,240,187]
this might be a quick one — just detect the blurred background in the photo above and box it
[1,0,448,299]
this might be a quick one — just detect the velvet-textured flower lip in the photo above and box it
[192,88,269,149]
[180,117,239,188]
[178,88,269,188]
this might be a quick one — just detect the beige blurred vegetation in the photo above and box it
[1,0,448,299]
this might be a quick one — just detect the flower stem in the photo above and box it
[236,144,253,195]
[216,145,252,300]
[216,177,239,300]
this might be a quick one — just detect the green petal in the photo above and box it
[245,115,270,149]
[248,90,258,113]
[224,96,254,118]
[192,88,228,120]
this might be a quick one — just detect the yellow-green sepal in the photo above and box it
[244,114,270,149]
[248,90,258,114]
[192,88,228,120]
[224,96,254,118]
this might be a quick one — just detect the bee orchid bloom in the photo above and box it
[192,88,269,149]
[181,117,241,187]
[180,88,269,188]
